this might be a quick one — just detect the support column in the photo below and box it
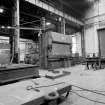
[61,18,66,34]
[57,21,61,33]
[13,0,20,63]
[39,17,48,69]
[9,29,14,64]
[81,27,85,57]
[57,17,66,34]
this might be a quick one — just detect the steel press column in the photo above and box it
[13,0,20,63]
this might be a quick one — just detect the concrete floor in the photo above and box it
[55,65,105,105]
[1,64,105,105]
[0,64,105,105]
[40,65,105,105]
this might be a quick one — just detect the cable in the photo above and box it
[26,80,105,104]
[20,19,38,26]
[20,11,41,20]
[71,84,105,97]
[34,82,65,88]
[26,81,65,89]
[71,91,105,104]
[20,19,41,26]
[26,81,65,92]
[72,89,105,93]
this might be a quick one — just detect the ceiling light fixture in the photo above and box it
[7,26,11,29]
[0,8,4,13]
[87,0,94,3]
[1,26,5,29]
[46,22,51,25]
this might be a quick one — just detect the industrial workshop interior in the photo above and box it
[1,0,105,105]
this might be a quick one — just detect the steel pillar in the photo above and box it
[39,17,48,69]
[81,27,85,57]
[13,0,20,63]
[61,18,66,34]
